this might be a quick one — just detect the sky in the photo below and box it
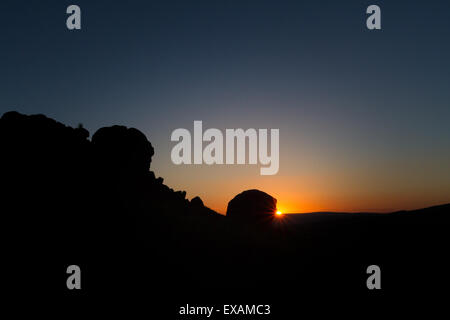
[1,0,450,213]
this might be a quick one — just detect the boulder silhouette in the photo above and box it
[226,189,277,222]
[92,125,154,175]
[191,196,204,207]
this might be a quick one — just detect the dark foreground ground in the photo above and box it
[1,112,449,316]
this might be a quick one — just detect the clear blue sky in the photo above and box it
[1,0,449,213]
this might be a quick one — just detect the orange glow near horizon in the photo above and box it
[157,152,450,215]
[276,210,283,216]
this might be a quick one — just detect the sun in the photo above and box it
[276,210,283,216]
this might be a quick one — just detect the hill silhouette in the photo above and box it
[1,111,449,303]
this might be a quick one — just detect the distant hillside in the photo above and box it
[283,203,450,225]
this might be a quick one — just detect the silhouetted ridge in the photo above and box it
[0,111,219,251]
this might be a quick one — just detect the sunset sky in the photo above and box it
[1,0,449,213]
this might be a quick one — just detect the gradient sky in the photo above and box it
[1,0,449,213]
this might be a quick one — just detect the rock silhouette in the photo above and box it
[92,125,154,176]
[190,196,204,207]
[0,111,221,293]
[1,110,449,301]
[226,189,277,222]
